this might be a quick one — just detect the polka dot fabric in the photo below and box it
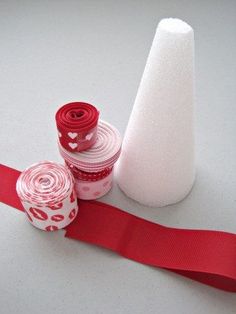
[75,170,113,200]
[59,120,122,200]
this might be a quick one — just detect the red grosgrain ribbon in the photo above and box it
[1,164,236,292]
[56,102,99,152]
[16,161,78,231]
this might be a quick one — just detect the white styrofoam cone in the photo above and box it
[117,18,195,207]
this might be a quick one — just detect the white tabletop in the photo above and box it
[0,1,236,313]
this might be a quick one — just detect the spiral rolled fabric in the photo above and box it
[56,102,99,152]
[16,161,78,231]
[66,164,114,200]
[59,120,122,200]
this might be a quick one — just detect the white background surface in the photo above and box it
[0,1,236,313]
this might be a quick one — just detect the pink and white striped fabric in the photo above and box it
[16,161,78,231]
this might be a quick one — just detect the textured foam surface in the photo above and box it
[117,18,195,207]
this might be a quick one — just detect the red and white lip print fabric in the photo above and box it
[16,161,78,231]
[55,102,99,152]
[59,120,122,200]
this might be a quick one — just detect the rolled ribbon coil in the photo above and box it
[56,102,99,152]
[59,120,122,200]
[66,162,114,200]
[16,161,78,231]
[74,170,114,200]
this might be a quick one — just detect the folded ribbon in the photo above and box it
[1,164,236,292]
[56,102,99,152]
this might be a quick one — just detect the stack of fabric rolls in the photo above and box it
[56,102,122,200]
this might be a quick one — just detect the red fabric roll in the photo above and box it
[55,102,99,152]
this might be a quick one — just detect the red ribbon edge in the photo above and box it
[1,163,236,292]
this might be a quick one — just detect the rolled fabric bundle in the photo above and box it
[16,161,78,231]
[55,102,99,152]
[59,120,122,200]
[66,163,114,200]
[117,18,195,207]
